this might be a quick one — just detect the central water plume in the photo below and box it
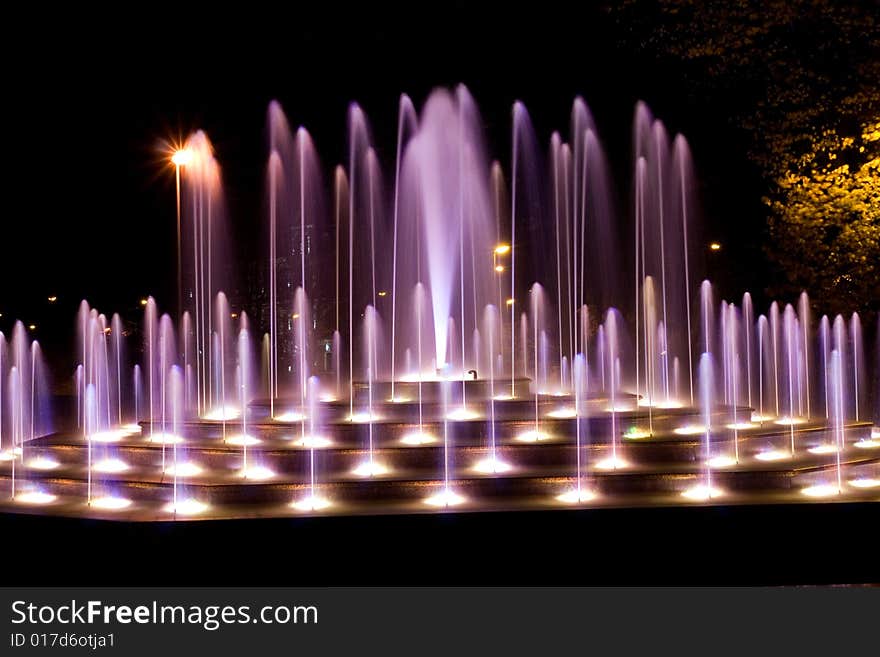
[400,87,496,374]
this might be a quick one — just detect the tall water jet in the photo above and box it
[683,353,718,500]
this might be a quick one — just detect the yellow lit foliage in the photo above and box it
[765,120,880,314]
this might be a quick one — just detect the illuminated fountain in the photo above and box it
[0,87,877,519]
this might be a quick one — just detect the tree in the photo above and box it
[609,0,880,314]
[766,121,880,314]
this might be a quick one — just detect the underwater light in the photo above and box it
[225,434,260,446]
[90,496,132,510]
[424,488,466,507]
[681,484,722,500]
[400,432,436,445]
[473,457,513,474]
[801,484,841,498]
[556,488,597,504]
[27,456,60,470]
[291,495,332,512]
[93,458,129,474]
[163,498,208,515]
[352,461,389,477]
[16,491,57,505]
[163,461,202,477]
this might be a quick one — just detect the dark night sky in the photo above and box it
[4,4,765,361]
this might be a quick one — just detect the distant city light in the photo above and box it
[709,242,722,251]
[378,291,388,297]
[47,296,57,303]
[140,299,148,306]
[506,298,515,306]
[28,324,36,331]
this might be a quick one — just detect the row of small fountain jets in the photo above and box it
[0,288,877,515]
[1,88,878,515]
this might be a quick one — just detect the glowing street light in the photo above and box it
[709,242,722,251]
[494,244,511,255]
[47,296,57,303]
[495,265,505,273]
[139,298,148,306]
[171,149,191,167]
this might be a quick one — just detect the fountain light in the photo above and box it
[239,465,275,481]
[808,444,839,455]
[726,422,757,430]
[848,477,880,489]
[707,455,738,468]
[347,411,381,423]
[473,456,513,474]
[673,424,706,436]
[493,394,515,401]
[801,484,841,498]
[637,398,682,409]
[163,461,202,477]
[774,416,807,426]
[388,396,411,403]
[446,407,479,421]
[93,458,129,474]
[291,495,332,512]
[681,484,723,500]
[90,496,132,510]
[16,491,57,505]
[547,407,576,419]
[0,450,15,462]
[755,449,790,462]
[90,429,132,443]
[163,498,208,516]
[623,427,651,439]
[273,410,306,423]
[594,456,629,470]
[604,403,632,412]
[145,432,184,445]
[873,427,880,439]
[122,423,142,433]
[556,488,597,504]
[751,413,774,423]
[319,393,337,403]
[225,434,260,446]
[854,437,880,449]
[424,488,466,507]
[292,435,332,448]
[27,456,60,470]
[202,407,240,421]
[400,432,436,445]
[352,461,389,477]
[515,429,551,442]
